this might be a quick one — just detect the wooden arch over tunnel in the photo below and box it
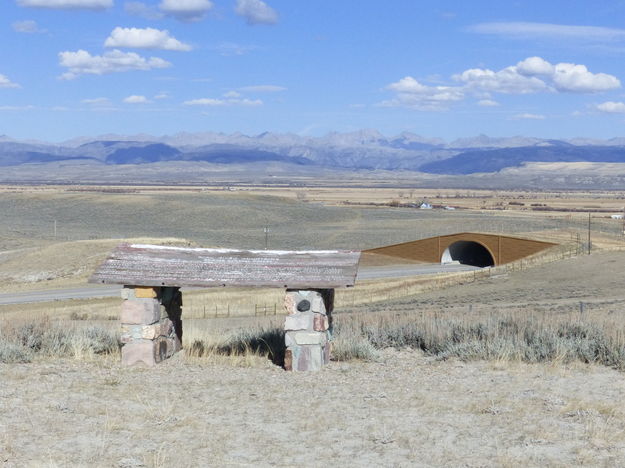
[364,233,557,267]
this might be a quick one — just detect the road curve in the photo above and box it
[0,263,480,305]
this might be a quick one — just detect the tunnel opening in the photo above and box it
[441,241,494,268]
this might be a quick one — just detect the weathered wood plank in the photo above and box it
[89,244,361,288]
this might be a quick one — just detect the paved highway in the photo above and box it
[0,263,480,305]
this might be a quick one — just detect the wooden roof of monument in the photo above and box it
[89,243,361,289]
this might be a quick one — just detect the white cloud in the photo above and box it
[238,84,286,93]
[17,0,112,9]
[455,57,620,94]
[154,92,169,99]
[552,62,620,93]
[477,99,499,107]
[124,1,163,20]
[596,101,625,113]
[454,66,550,94]
[512,113,546,120]
[12,20,45,33]
[235,0,278,25]
[58,49,171,80]
[223,91,242,98]
[516,56,554,76]
[184,97,263,106]
[383,56,620,111]
[0,74,20,88]
[159,0,213,22]
[81,97,111,105]
[105,27,191,51]
[380,76,464,110]
[468,22,625,42]
[123,95,150,104]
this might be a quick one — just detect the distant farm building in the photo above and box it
[365,233,557,268]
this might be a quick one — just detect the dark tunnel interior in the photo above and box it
[442,241,495,267]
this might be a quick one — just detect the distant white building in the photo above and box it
[419,202,432,209]
[611,214,624,220]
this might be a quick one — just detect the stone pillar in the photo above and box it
[120,286,182,366]
[283,289,334,371]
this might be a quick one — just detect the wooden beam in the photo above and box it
[90,243,361,289]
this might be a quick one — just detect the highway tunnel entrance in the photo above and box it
[441,241,495,268]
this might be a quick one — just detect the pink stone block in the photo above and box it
[313,313,329,331]
[283,294,297,314]
[120,299,160,325]
[121,340,159,366]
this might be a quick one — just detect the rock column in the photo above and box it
[120,286,182,366]
[283,289,334,371]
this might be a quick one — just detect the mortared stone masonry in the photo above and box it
[120,286,183,366]
[283,289,334,371]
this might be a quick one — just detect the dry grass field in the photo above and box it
[2,185,625,466]
[3,351,625,467]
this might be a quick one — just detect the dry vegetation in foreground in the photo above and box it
[2,257,625,465]
[2,335,625,466]
[3,303,625,373]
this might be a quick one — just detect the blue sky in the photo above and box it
[2,0,625,141]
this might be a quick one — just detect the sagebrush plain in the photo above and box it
[2,185,625,467]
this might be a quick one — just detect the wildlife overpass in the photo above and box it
[364,233,557,268]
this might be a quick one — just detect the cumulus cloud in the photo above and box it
[58,49,171,79]
[12,20,45,33]
[380,76,464,110]
[455,57,620,94]
[552,62,620,92]
[159,0,213,22]
[454,65,550,94]
[105,27,191,51]
[17,0,112,9]
[123,95,150,104]
[467,22,625,42]
[512,113,546,120]
[238,84,286,93]
[596,101,625,113]
[235,0,278,25]
[516,56,554,76]
[0,74,20,88]
[184,97,263,106]
[383,56,620,111]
